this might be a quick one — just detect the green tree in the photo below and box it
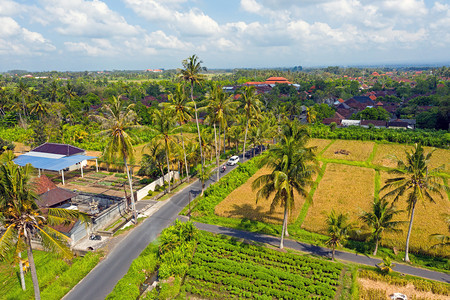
[240,86,262,163]
[149,108,177,193]
[0,162,90,300]
[166,83,192,180]
[179,55,206,169]
[196,163,214,196]
[360,198,404,255]
[380,144,447,262]
[92,96,139,221]
[325,210,352,260]
[252,121,317,249]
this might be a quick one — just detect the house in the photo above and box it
[13,143,97,185]
[33,175,77,208]
[388,120,409,129]
[360,120,387,128]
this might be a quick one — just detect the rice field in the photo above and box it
[378,171,449,256]
[321,140,375,161]
[215,168,308,224]
[301,163,375,234]
[307,138,333,154]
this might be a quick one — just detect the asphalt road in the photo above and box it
[192,222,450,284]
[63,159,239,300]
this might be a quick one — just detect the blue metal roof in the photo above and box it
[13,155,97,171]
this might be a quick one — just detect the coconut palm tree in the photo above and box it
[360,198,404,255]
[148,108,177,193]
[252,121,317,249]
[325,210,353,260]
[0,162,90,300]
[166,83,192,181]
[380,143,447,262]
[91,96,139,221]
[239,86,262,162]
[196,164,215,196]
[16,80,30,117]
[63,81,77,107]
[179,55,206,170]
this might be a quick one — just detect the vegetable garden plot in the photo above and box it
[183,233,343,299]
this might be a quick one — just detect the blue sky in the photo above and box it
[0,0,449,71]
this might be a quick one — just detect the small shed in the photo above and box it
[13,143,98,184]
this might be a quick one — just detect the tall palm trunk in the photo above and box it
[373,238,379,256]
[19,252,25,290]
[332,247,336,261]
[179,126,189,181]
[123,159,137,221]
[25,227,40,300]
[280,204,288,249]
[404,201,416,262]
[164,140,171,193]
[242,118,249,162]
[214,123,219,181]
[191,83,203,172]
[223,126,227,155]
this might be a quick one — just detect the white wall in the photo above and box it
[136,171,180,200]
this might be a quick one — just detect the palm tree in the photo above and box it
[166,83,192,181]
[360,198,404,255]
[196,164,215,196]
[29,97,50,120]
[63,81,77,107]
[203,85,238,181]
[148,108,177,193]
[179,55,206,170]
[140,140,166,179]
[252,121,317,249]
[306,106,317,124]
[0,162,90,300]
[325,210,352,260]
[380,144,447,262]
[378,256,396,274]
[240,86,262,162]
[16,80,29,117]
[91,96,139,221]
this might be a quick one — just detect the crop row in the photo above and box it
[192,252,339,287]
[187,265,336,299]
[198,235,342,276]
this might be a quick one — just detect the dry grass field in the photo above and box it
[301,163,375,234]
[306,138,332,154]
[322,140,375,161]
[215,168,308,224]
[372,144,449,172]
[378,171,449,256]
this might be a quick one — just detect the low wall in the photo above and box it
[136,171,180,200]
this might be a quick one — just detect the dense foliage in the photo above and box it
[309,124,449,148]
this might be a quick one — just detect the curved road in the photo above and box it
[63,160,240,300]
[64,152,449,299]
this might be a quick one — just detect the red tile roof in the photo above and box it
[32,175,57,195]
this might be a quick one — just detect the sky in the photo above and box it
[0,0,449,71]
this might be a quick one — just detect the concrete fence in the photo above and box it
[136,171,180,200]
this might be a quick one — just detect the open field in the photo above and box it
[210,139,450,256]
[215,168,307,224]
[306,138,333,154]
[379,171,449,256]
[321,139,375,161]
[302,163,375,234]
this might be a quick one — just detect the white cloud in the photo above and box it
[43,0,141,38]
[240,0,264,14]
[146,30,192,49]
[173,9,220,36]
[381,0,428,16]
[65,39,116,56]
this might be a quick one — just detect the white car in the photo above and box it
[227,155,240,166]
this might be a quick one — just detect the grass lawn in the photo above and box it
[0,250,102,300]
[302,163,375,234]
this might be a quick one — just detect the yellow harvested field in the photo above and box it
[378,172,449,256]
[372,144,412,168]
[322,140,375,161]
[372,144,449,173]
[302,163,375,234]
[215,168,308,224]
[307,138,332,154]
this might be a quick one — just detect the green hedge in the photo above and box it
[106,243,159,300]
[309,124,449,149]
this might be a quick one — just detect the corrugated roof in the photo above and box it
[31,143,84,156]
[13,154,96,171]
